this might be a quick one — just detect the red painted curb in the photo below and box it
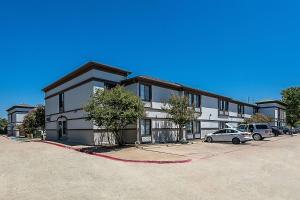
[37,140,192,164]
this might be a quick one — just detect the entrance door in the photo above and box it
[58,121,67,139]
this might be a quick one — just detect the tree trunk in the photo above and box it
[177,125,180,142]
[179,125,186,142]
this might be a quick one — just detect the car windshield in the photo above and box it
[255,125,269,129]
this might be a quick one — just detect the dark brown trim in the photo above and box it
[43,62,131,92]
[122,76,257,108]
[256,100,287,106]
[122,76,182,91]
[46,108,84,117]
[93,128,137,132]
[46,116,88,123]
[45,77,119,99]
[7,105,36,112]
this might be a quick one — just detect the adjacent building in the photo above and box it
[256,100,287,127]
[7,104,36,137]
[43,62,286,145]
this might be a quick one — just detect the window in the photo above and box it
[218,99,229,111]
[104,82,116,90]
[253,107,259,114]
[219,121,226,129]
[238,104,245,115]
[238,124,246,131]
[215,129,226,134]
[255,124,269,129]
[188,93,193,106]
[139,84,151,102]
[140,119,151,136]
[194,121,201,133]
[59,93,64,113]
[185,93,201,108]
[226,129,238,133]
[194,94,201,108]
[186,122,193,134]
[248,124,254,132]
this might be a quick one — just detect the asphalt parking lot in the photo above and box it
[0,135,299,200]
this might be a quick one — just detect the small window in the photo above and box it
[185,93,201,108]
[218,99,229,111]
[140,119,151,136]
[238,105,245,114]
[227,129,238,133]
[253,107,259,114]
[219,121,226,129]
[255,125,269,129]
[248,125,254,130]
[186,122,193,134]
[140,84,151,102]
[216,129,226,134]
[194,95,201,108]
[59,93,64,113]
[104,82,116,90]
[238,125,245,130]
[194,121,201,133]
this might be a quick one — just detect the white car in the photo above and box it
[205,128,252,144]
[237,123,273,141]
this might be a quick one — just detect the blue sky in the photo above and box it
[0,0,299,118]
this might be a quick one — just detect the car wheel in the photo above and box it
[253,133,262,141]
[232,137,240,144]
[206,136,213,143]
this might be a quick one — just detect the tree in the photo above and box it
[281,87,300,127]
[22,111,37,138]
[244,113,272,124]
[162,95,196,142]
[84,85,145,145]
[0,118,8,134]
[35,105,45,131]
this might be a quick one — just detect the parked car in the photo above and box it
[292,127,300,134]
[237,123,273,141]
[205,128,252,144]
[271,126,283,137]
[278,126,290,134]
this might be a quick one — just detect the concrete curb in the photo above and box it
[37,140,192,164]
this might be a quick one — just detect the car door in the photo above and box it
[213,129,226,141]
[224,129,235,141]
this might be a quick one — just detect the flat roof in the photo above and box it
[43,62,132,92]
[256,100,287,106]
[122,76,257,107]
[7,104,36,112]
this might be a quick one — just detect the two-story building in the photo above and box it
[43,62,286,145]
[42,62,131,145]
[7,104,36,137]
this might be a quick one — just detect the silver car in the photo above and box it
[237,123,273,141]
[205,128,252,144]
